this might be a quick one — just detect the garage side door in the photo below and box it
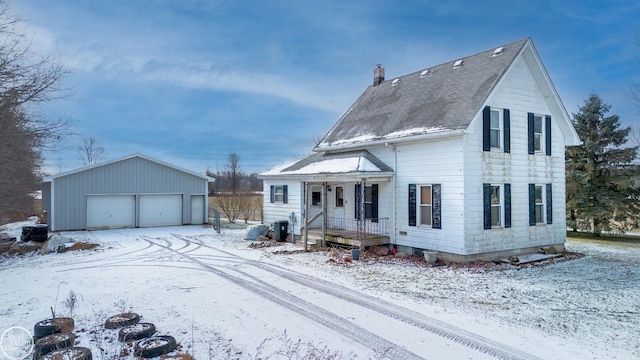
[191,195,205,225]
[87,195,136,230]
[139,194,183,227]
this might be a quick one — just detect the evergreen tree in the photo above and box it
[566,94,640,236]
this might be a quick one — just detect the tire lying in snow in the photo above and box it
[134,335,177,358]
[104,312,141,329]
[40,347,92,360]
[34,317,75,339]
[118,322,156,342]
[33,333,75,359]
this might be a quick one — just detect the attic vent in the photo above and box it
[391,78,400,86]
[420,69,429,78]
[453,59,464,68]
[492,46,504,56]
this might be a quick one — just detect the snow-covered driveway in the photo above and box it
[1,226,638,359]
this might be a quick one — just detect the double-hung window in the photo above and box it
[529,183,552,225]
[420,185,432,226]
[408,183,441,229]
[274,186,284,202]
[490,109,501,149]
[528,113,551,156]
[534,185,544,224]
[490,185,501,227]
[483,106,510,152]
[483,183,511,229]
[270,185,288,204]
[533,115,543,153]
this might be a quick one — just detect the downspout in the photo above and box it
[392,144,397,244]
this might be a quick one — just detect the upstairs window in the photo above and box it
[483,106,510,153]
[490,110,501,149]
[528,113,551,156]
[534,115,543,152]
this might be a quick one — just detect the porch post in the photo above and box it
[360,178,366,226]
[322,182,327,248]
[303,181,309,251]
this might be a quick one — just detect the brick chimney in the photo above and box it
[373,64,384,86]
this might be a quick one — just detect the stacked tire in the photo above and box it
[21,226,33,241]
[29,224,49,242]
[104,312,176,358]
[32,318,77,359]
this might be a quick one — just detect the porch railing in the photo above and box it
[325,217,388,237]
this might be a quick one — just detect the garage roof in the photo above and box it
[43,153,210,182]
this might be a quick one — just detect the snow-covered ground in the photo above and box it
[0,223,638,359]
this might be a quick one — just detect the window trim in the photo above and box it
[533,115,544,153]
[418,184,433,227]
[274,185,285,203]
[335,186,344,208]
[489,109,501,149]
[490,185,502,227]
[534,184,545,224]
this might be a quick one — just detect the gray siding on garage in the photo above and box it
[47,155,208,231]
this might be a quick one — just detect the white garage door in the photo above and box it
[139,194,183,227]
[87,195,136,229]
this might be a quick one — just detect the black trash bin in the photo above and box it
[272,221,288,242]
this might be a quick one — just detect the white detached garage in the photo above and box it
[42,154,210,231]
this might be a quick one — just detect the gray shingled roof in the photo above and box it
[315,38,530,150]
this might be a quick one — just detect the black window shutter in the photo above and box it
[504,183,511,228]
[408,184,416,226]
[545,115,552,156]
[482,106,490,151]
[283,185,288,204]
[371,184,379,221]
[355,184,361,219]
[546,183,552,224]
[483,183,491,229]
[527,112,535,154]
[432,184,441,229]
[270,186,274,203]
[503,109,510,153]
[529,184,536,226]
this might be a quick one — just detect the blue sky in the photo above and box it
[12,0,640,174]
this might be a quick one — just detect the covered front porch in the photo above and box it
[260,149,395,250]
[307,216,390,249]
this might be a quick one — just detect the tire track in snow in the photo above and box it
[141,235,424,360]
[181,235,541,360]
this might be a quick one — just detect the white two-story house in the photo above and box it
[260,38,580,262]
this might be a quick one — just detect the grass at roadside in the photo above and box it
[566,231,640,244]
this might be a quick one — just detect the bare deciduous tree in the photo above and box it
[78,137,105,165]
[0,0,70,223]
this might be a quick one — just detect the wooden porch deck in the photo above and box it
[307,228,390,249]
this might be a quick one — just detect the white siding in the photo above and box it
[375,137,466,253]
[262,180,302,233]
[463,55,567,255]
